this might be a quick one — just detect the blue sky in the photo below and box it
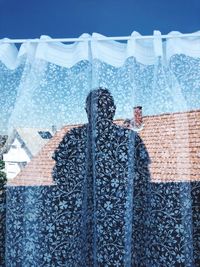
[0,0,200,134]
[0,0,199,39]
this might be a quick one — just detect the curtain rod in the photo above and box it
[0,32,200,44]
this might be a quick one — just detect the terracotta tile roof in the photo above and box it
[141,110,200,182]
[7,110,200,186]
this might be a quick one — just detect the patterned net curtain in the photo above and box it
[0,31,199,266]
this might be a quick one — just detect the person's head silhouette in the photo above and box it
[85,88,116,122]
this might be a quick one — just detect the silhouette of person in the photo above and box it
[52,88,150,266]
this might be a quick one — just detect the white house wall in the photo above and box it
[3,137,31,179]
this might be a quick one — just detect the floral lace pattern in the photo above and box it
[4,89,200,266]
[0,184,6,264]
[5,182,200,266]
[0,36,200,266]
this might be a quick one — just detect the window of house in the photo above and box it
[38,131,52,139]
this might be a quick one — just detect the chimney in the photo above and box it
[133,106,143,129]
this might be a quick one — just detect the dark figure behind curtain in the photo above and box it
[52,88,150,266]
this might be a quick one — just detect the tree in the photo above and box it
[0,160,6,185]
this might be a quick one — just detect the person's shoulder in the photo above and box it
[63,124,87,140]
[53,125,87,160]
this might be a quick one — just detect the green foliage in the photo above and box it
[0,135,7,149]
[0,160,5,170]
[0,160,6,185]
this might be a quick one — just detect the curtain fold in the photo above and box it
[0,31,199,266]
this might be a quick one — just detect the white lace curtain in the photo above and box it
[1,31,200,134]
[0,31,200,266]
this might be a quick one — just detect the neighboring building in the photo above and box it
[3,128,54,179]
[7,109,200,186]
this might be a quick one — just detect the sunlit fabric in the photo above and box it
[0,31,200,266]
